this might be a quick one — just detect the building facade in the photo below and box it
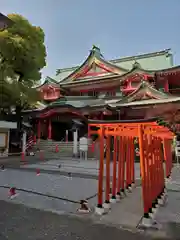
[27,46,180,141]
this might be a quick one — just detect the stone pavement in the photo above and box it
[0,200,163,240]
[20,159,141,180]
[0,168,144,231]
[0,169,97,213]
[97,186,143,228]
[1,161,180,238]
[150,165,180,238]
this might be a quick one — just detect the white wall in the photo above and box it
[0,121,17,158]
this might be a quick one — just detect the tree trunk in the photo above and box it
[15,105,23,140]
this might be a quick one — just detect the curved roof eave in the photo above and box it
[35,77,59,89]
[59,46,129,84]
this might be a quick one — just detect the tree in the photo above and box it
[0,13,46,139]
[0,13,46,110]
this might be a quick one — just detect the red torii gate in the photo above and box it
[88,118,173,226]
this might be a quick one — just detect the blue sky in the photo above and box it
[2,0,180,80]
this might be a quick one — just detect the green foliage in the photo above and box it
[156,118,178,135]
[0,14,46,110]
[0,76,41,110]
[0,14,46,83]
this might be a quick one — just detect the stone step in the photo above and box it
[35,140,95,158]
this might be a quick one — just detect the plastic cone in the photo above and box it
[36,169,40,176]
[9,187,17,199]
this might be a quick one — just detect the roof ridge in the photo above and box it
[111,49,171,63]
[56,48,171,73]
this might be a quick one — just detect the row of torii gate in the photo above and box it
[88,118,173,227]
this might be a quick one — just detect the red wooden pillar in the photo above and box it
[154,137,159,200]
[151,136,156,208]
[159,137,165,193]
[120,137,126,194]
[97,126,104,208]
[48,119,52,139]
[126,137,130,190]
[145,135,151,212]
[147,134,153,212]
[111,135,117,200]
[117,136,122,195]
[131,137,135,184]
[164,80,169,92]
[138,124,149,219]
[105,135,111,204]
[163,139,168,178]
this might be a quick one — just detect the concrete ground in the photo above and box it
[20,158,141,180]
[0,168,143,227]
[1,157,180,238]
[0,200,164,240]
[152,165,180,238]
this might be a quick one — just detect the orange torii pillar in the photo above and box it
[163,139,173,178]
[110,135,118,203]
[95,126,105,215]
[138,126,156,226]
[130,137,135,186]
[117,136,126,197]
[139,125,156,226]
[103,135,111,209]
[156,137,166,205]
[125,136,135,191]
[139,124,166,227]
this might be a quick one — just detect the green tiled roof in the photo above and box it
[111,49,172,71]
[48,96,97,108]
[55,47,173,83]
[37,76,58,88]
[47,95,114,109]
[109,97,180,108]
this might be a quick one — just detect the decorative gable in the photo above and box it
[75,63,117,79]
[36,77,61,101]
[124,81,170,103]
[60,45,128,83]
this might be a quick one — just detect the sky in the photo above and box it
[1,0,180,80]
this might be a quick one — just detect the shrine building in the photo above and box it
[25,45,180,141]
